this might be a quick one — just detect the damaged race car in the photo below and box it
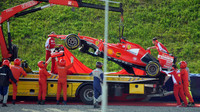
[49,33,175,77]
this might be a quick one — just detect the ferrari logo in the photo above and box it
[116,52,121,58]
[127,45,131,49]
[95,41,99,45]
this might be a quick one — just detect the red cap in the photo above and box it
[3,60,10,66]
[14,58,21,66]
[38,61,45,68]
[180,61,187,69]
[59,59,66,66]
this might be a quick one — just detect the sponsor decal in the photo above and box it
[116,52,121,58]
[107,49,114,55]
[158,55,173,62]
[5,8,13,13]
[68,1,72,5]
[21,1,37,9]
[127,45,131,49]
[95,41,99,45]
[127,49,139,56]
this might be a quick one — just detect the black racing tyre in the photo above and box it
[145,61,161,77]
[64,34,81,50]
[79,85,94,105]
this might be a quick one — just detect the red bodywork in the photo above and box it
[158,52,174,69]
[50,34,175,76]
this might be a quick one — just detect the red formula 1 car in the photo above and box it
[49,34,175,77]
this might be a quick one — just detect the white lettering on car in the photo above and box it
[5,8,13,12]
[21,1,36,9]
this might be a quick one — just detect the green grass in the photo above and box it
[0,0,200,73]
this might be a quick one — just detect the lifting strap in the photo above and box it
[119,14,124,40]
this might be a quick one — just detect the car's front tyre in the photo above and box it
[64,34,81,50]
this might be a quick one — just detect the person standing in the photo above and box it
[56,57,74,105]
[45,31,57,74]
[10,58,27,104]
[89,62,104,108]
[37,61,51,105]
[0,60,17,107]
[185,66,193,103]
[179,61,195,106]
[147,37,170,93]
[147,37,169,54]
[169,65,188,107]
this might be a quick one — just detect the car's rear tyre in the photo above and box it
[64,34,81,50]
[79,85,94,105]
[145,61,161,77]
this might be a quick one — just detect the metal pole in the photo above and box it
[102,0,109,112]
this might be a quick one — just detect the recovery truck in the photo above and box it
[0,0,172,104]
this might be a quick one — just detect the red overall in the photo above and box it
[56,62,73,101]
[38,68,51,101]
[10,65,27,100]
[181,68,194,103]
[45,37,57,74]
[155,42,169,53]
[169,70,188,106]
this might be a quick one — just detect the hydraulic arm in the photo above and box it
[0,0,123,60]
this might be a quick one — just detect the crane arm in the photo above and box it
[0,0,123,60]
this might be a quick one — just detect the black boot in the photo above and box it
[41,100,45,105]
[12,100,16,105]
[188,102,195,107]
[56,100,60,105]
[37,100,41,105]
[63,101,67,105]
[2,103,7,107]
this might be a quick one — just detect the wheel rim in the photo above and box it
[83,89,93,102]
[148,64,158,74]
[67,37,78,47]
[146,62,160,76]
[64,34,80,50]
